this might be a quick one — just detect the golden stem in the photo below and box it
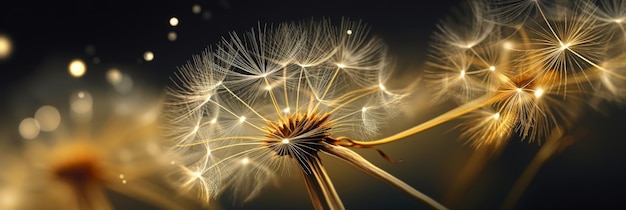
[322,143,448,210]
[348,92,506,146]
[301,155,345,210]
[501,126,574,209]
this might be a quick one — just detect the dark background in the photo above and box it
[1,0,626,209]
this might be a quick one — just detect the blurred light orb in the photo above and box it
[168,31,177,41]
[106,68,122,85]
[0,34,12,60]
[346,29,352,35]
[169,17,179,26]
[192,4,201,14]
[143,51,154,62]
[113,73,133,94]
[19,118,40,139]
[68,59,86,78]
[70,90,93,114]
[34,105,61,132]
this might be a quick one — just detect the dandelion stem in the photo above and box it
[72,183,113,210]
[348,92,506,146]
[321,143,448,210]
[501,126,574,209]
[301,155,345,210]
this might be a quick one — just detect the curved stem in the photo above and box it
[348,92,505,147]
[501,126,574,209]
[321,143,448,210]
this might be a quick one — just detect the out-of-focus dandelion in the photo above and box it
[163,18,446,209]
[7,89,205,210]
[341,0,626,150]
[414,0,626,208]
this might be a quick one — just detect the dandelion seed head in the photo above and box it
[164,18,407,202]
[427,0,606,147]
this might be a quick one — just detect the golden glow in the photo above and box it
[460,70,466,78]
[361,107,367,112]
[0,34,12,59]
[239,116,246,122]
[19,118,40,139]
[168,31,177,41]
[143,51,154,61]
[281,138,290,144]
[534,88,544,97]
[346,29,353,35]
[34,105,61,132]
[70,90,93,114]
[493,113,500,120]
[210,118,217,124]
[68,59,86,78]
[516,88,523,93]
[559,42,571,50]
[106,68,122,85]
[336,63,345,68]
[503,41,513,49]
[169,17,179,26]
[241,158,249,165]
[489,66,496,71]
[283,107,290,113]
[192,4,201,14]
[379,83,386,90]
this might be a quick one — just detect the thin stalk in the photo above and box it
[443,144,505,208]
[349,92,506,146]
[301,169,325,210]
[321,143,448,210]
[300,155,345,210]
[72,183,113,210]
[501,126,574,209]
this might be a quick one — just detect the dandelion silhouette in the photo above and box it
[163,18,446,209]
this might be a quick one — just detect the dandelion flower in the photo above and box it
[164,18,446,209]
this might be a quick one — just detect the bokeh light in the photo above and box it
[0,34,12,60]
[168,31,177,41]
[34,105,61,132]
[143,51,154,62]
[106,68,122,85]
[70,90,93,114]
[68,59,86,78]
[169,17,179,27]
[192,4,201,14]
[18,118,40,139]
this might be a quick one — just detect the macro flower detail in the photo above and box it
[164,19,446,209]
[421,0,626,148]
